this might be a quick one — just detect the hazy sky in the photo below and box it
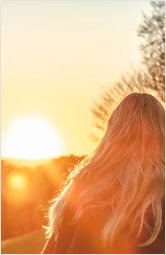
[2,0,152,158]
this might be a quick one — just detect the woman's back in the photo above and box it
[42,200,165,254]
[42,205,136,253]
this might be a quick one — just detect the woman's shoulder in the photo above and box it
[42,204,165,254]
[64,206,136,254]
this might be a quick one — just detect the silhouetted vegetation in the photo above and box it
[91,1,165,142]
[138,1,165,101]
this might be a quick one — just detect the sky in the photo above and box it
[1,0,152,158]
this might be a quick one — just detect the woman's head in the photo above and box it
[46,93,165,247]
[94,92,164,168]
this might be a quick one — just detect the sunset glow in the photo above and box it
[1,1,159,253]
[1,1,151,156]
[5,172,32,205]
[7,174,28,190]
[3,117,64,159]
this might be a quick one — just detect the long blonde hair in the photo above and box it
[46,93,165,247]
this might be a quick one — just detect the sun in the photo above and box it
[3,116,65,160]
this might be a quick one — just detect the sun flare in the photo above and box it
[3,116,64,160]
[8,174,27,190]
[5,172,32,205]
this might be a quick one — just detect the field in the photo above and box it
[2,155,84,254]
[2,229,46,254]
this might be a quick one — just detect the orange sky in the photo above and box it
[1,1,152,159]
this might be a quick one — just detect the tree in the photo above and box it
[90,1,165,142]
[138,1,165,101]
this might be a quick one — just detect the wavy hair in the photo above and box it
[46,93,165,247]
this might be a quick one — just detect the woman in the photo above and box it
[42,93,165,254]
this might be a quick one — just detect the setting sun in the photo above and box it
[3,116,65,160]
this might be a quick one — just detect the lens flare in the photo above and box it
[7,174,28,190]
[5,173,31,205]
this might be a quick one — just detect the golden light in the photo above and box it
[3,116,64,160]
[5,172,31,205]
[7,174,28,190]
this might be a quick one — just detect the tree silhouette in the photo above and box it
[138,1,165,101]
[91,1,165,142]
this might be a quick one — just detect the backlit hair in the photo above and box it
[46,93,165,247]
